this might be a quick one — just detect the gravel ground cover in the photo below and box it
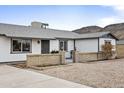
[29,59,124,88]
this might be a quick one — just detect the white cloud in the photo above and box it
[112,5,124,11]
[97,17,117,27]
[97,5,124,27]
[97,16,124,27]
[110,5,124,15]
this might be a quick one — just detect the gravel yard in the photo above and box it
[29,59,124,88]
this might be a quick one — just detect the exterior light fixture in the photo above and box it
[37,40,40,44]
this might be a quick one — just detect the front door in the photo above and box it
[41,40,50,54]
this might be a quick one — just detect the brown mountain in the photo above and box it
[73,26,102,34]
[102,23,124,39]
[73,23,124,39]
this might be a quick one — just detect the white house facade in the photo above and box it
[99,38,116,51]
[0,22,118,63]
[75,39,98,52]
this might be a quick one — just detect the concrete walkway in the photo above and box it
[0,65,89,88]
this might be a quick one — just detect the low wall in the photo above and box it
[78,52,98,62]
[116,44,124,58]
[26,51,66,67]
[73,51,116,63]
[73,51,99,63]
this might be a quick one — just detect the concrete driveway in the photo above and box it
[0,65,89,88]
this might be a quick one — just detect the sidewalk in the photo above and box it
[0,65,90,88]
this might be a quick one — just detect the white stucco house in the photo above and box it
[0,22,118,63]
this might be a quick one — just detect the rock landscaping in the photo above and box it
[29,58,124,88]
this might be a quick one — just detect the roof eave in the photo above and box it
[55,37,75,40]
[74,37,98,40]
[109,33,119,40]
[6,36,56,40]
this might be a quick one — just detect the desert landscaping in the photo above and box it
[25,58,124,88]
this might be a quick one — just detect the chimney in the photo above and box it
[31,21,49,29]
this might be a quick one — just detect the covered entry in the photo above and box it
[41,40,50,54]
[59,40,73,63]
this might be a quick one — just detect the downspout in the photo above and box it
[98,37,100,52]
[115,38,117,58]
[74,40,76,50]
[97,37,100,60]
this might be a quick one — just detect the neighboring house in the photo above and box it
[0,22,118,63]
[116,39,124,58]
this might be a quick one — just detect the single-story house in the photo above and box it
[0,22,118,63]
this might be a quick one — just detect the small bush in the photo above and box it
[51,50,59,54]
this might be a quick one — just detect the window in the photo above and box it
[64,41,67,51]
[105,40,111,44]
[22,40,31,52]
[12,39,31,53]
[60,41,64,50]
[13,39,21,52]
[59,40,68,51]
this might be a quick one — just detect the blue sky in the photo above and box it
[0,5,124,30]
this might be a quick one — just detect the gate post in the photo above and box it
[73,51,79,63]
[59,51,66,65]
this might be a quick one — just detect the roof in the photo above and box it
[76,32,110,39]
[0,23,117,40]
[73,22,124,40]
[0,23,79,39]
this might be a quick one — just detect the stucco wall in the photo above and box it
[0,36,42,62]
[99,38,116,51]
[27,51,66,67]
[27,54,61,67]
[0,35,116,62]
[0,36,26,62]
[72,51,103,63]
[78,52,98,62]
[75,39,98,52]
[50,40,59,52]
[0,36,64,62]
[32,39,41,54]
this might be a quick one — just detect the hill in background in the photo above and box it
[73,23,124,39]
